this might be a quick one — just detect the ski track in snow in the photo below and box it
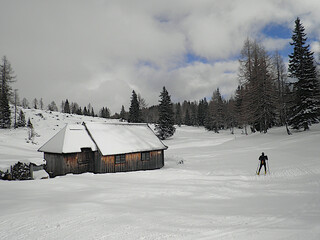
[0,109,320,239]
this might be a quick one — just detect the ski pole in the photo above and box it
[267,160,270,174]
[256,162,260,174]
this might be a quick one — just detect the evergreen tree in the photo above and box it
[155,86,175,140]
[48,101,58,111]
[99,107,110,118]
[120,105,127,120]
[22,98,29,109]
[205,88,225,133]
[175,102,182,127]
[71,102,79,114]
[190,101,198,126]
[225,98,236,134]
[77,107,83,115]
[39,98,44,110]
[0,56,15,128]
[61,100,65,112]
[33,98,38,109]
[17,109,26,127]
[83,106,88,116]
[64,99,70,113]
[198,98,208,126]
[128,90,141,123]
[184,108,191,126]
[288,17,320,130]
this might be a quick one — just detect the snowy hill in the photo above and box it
[0,108,118,170]
[1,108,320,239]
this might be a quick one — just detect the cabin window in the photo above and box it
[115,154,126,164]
[141,152,150,161]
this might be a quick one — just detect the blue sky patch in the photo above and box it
[262,23,292,39]
[185,53,209,64]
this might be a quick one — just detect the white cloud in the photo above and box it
[262,38,291,52]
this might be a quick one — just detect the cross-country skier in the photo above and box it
[257,152,268,175]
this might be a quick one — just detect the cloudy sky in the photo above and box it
[1,0,320,113]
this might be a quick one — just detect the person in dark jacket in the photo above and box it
[257,152,268,175]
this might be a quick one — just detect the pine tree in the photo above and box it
[33,98,38,109]
[288,17,320,130]
[155,86,175,140]
[39,98,44,110]
[17,109,26,127]
[175,102,182,127]
[71,102,79,114]
[77,107,83,115]
[225,98,236,134]
[0,56,16,128]
[128,90,141,123]
[99,107,110,118]
[64,99,70,113]
[22,98,29,109]
[190,101,198,126]
[205,88,225,133]
[120,105,127,121]
[184,108,191,126]
[83,106,88,116]
[48,101,58,111]
[198,98,208,126]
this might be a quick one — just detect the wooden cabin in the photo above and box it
[38,122,168,177]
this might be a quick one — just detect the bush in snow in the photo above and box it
[0,162,32,181]
[10,162,32,180]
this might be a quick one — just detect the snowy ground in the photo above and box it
[1,109,320,239]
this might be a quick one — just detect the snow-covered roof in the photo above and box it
[84,122,167,156]
[38,124,97,154]
[38,122,167,155]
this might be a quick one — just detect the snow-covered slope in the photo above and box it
[1,109,320,239]
[0,108,118,169]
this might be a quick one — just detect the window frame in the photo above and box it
[141,151,150,161]
[115,154,126,164]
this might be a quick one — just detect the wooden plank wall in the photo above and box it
[44,149,165,176]
[45,151,95,177]
[101,155,115,173]
[44,153,64,177]
[99,150,164,173]
[64,153,89,174]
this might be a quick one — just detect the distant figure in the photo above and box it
[257,152,268,175]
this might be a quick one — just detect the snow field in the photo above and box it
[1,109,320,239]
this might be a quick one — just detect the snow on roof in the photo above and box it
[84,122,167,156]
[38,122,167,155]
[38,124,97,154]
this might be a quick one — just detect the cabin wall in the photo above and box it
[99,150,164,173]
[63,153,90,175]
[44,150,96,177]
[101,155,115,173]
[44,149,165,176]
[44,153,64,177]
